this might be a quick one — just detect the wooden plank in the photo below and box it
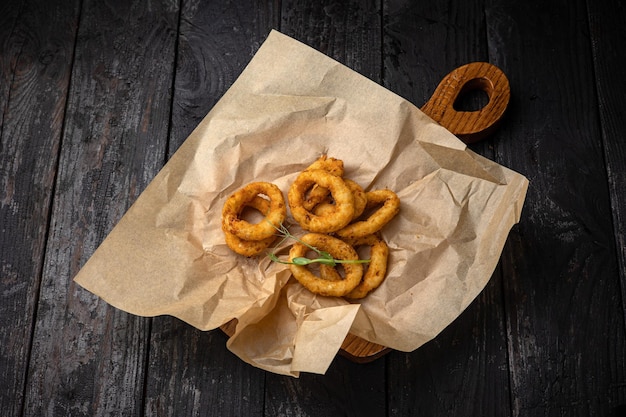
[144,318,266,417]
[0,0,79,416]
[382,0,513,415]
[167,0,281,155]
[143,1,278,415]
[264,359,386,416]
[0,0,24,118]
[485,0,626,414]
[22,0,179,415]
[281,0,382,81]
[585,0,626,411]
[587,0,626,332]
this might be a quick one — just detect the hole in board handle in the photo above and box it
[453,77,493,112]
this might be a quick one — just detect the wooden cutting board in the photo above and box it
[221,62,511,362]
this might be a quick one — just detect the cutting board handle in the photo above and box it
[421,62,511,144]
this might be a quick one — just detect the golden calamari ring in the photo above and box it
[312,179,367,221]
[345,179,367,219]
[288,169,354,233]
[304,155,344,176]
[302,155,344,210]
[335,189,400,240]
[319,234,389,299]
[344,234,389,299]
[223,196,277,257]
[222,182,286,241]
[289,233,363,297]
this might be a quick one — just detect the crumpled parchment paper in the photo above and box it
[74,30,528,377]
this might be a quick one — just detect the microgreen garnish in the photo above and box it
[267,222,370,267]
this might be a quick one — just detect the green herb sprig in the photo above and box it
[267,222,370,267]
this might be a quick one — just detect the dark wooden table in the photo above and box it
[2,0,625,416]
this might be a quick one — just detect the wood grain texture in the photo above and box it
[486,0,626,414]
[0,0,79,415]
[168,0,280,155]
[281,0,382,81]
[0,0,24,121]
[420,62,511,143]
[383,0,489,106]
[587,0,626,334]
[337,333,390,361]
[264,357,386,417]
[145,317,266,417]
[21,0,178,415]
[143,1,277,416]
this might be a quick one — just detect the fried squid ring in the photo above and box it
[312,179,367,221]
[289,233,363,297]
[344,235,389,299]
[305,155,344,176]
[335,189,400,240]
[288,169,354,233]
[302,155,344,210]
[345,179,367,219]
[223,196,277,257]
[319,234,389,299]
[222,182,286,241]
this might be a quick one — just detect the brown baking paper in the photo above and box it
[74,30,528,377]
